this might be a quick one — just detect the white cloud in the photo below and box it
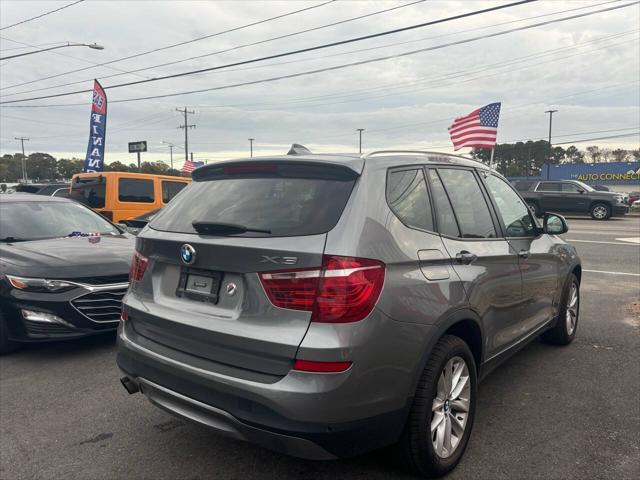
[0,0,638,168]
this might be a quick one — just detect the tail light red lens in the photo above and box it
[293,359,352,373]
[129,251,149,282]
[258,255,385,323]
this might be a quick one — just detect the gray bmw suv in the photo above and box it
[117,150,581,477]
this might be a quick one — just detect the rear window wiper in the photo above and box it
[192,221,271,235]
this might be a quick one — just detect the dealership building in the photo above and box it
[511,161,640,193]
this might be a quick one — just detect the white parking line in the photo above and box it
[616,237,640,244]
[584,269,640,277]
[566,239,640,246]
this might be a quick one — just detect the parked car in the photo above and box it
[119,208,162,235]
[0,194,134,353]
[628,191,640,205]
[117,150,581,477]
[15,183,69,196]
[70,172,190,222]
[519,180,628,219]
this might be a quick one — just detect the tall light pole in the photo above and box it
[356,128,365,154]
[248,138,255,157]
[14,137,29,183]
[544,109,558,180]
[0,42,104,60]
[160,141,175,169]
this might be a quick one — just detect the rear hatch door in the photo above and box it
[129,160,359,377]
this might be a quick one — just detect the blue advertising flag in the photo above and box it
[83,80,107,172]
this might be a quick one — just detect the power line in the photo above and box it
[0,0,544,104]
[0,0,426,97]
[0,41,68,52]
[0,0,336,91]
[0,0,85,31]
[14,0,635,108]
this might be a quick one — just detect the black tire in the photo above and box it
[401,335,477,478]
[590,202,611,220]
[542,273,579,346]
[0,310,20,354]
[526,201,540,217]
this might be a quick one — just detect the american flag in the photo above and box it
[181,160,204,173]
[448,102,501,151]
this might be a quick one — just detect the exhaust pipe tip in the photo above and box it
[120,376,140,395]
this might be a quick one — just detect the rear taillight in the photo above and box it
[120,311,128,321]
[259,255,385,323]
[293,359,352,373]
[129,251,149,282]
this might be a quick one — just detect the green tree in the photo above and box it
[564,146,584,163]
[611,149,629,162]
[586,146,602,163]
[56,158,84,179]
[26,152,57,181]
[105,161,130,172]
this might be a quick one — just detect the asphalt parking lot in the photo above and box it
[1,216,639,480]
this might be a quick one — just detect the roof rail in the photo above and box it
[362,150,484,164]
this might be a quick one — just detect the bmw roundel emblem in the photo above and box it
[180,244,196,265]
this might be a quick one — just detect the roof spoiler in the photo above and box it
[287,144,312,155]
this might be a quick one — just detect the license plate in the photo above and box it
[176,268,222,303]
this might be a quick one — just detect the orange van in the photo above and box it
[69,172,191,222]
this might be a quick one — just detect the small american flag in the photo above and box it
[181,160,203,173]
[448,102,501,151]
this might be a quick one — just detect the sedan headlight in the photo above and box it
[615,195,625,204]
[6,275,77,293]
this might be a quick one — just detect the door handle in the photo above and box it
[455,251,477,265]
[519,250,530,259]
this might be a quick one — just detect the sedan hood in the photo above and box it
[1,235,135,279]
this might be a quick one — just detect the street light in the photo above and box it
[356,128,365,154]
[0,42,104,60]
[248,138,255,157]
[160,141,176,170]
[544,109,558,179]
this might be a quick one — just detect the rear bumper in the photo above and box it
[116,321,412,459]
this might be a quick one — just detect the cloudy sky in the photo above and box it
[0,0,638,169]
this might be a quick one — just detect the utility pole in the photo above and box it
[176,107,195,162]
[190,152,194,162]
[248,138,254,157]
[14,137,29,183]
[544,109,557,179]
[356,128,365,154]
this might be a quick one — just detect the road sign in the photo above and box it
[128,141,147,153]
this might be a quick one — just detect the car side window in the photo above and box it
[485,175,537,237]
[536,182,561,192]
[386,169,434,232]
[118,178,154,203]
[162,181,188,203]
[436,168,497,239]
[561,183,581,193]
[427,170,460,237]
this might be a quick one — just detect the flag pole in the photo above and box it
[489,148,495,170]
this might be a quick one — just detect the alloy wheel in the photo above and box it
[593,206,607,219]
[431,356,471,459]
[566,282,579,335]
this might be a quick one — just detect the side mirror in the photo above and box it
[577,189,585,194]
[543,213,568,235]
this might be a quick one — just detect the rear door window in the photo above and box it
[70,178,106,208]
[118,178,154,203]
[161,180,188,203]
[436,168,497,239]
[386,169,433,231]
[536,182,562,192]
[150,163,356,237]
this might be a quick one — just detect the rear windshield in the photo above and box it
[150,166,356,237]
[70,177,106,208]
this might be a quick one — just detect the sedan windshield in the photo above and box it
[0,201,120,241]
